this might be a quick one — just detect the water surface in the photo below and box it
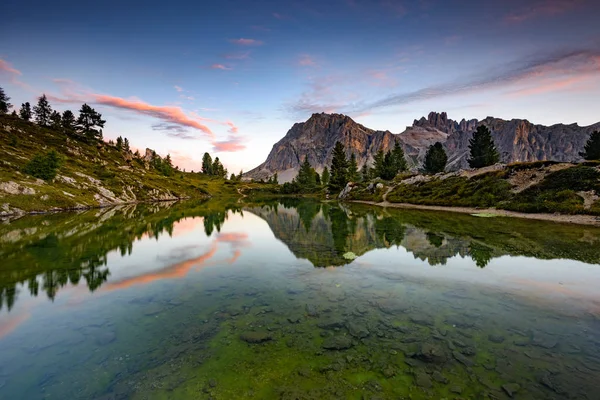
[1,200,600,399]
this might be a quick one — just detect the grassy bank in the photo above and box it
[347,162,600,216]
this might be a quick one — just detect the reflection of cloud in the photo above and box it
[0,311,30,340]
[100,231,250,292]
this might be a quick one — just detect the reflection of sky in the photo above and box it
[2,209,600,341]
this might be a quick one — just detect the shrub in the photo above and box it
[23,150,63,181]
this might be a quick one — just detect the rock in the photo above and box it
[287,316,302,324]
[208,379,217,388]
[415,373,432,389]
[488,334,505,343]
[410,315,434,327]
[297,367,311,377]
[375,183,384,190]
[0,181,36,195]
[322,336,353,350]
[450,386,463,394]
[382,366,396,378]
[305,304,319,317]
[240,331,272,344]
[317,318,345,330]
[432,371,448,384]
[346,321,369,339]
[452,351,474,367]
[338,183,354,199]
[416,342,448,364]
[502,383,521,397]
[342,251,357,260]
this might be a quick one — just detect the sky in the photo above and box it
[2,0,600,173]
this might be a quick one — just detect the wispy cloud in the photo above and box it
[0,58,32,90]
[356,49,600,112]
[505,0,583,23]
[212,135,246,152]
[298,54,317,67]
[229,38,263,46]
[174,85,184,92]
[0,59,21,76]
[211,63,233,70]
[152,123,198,139]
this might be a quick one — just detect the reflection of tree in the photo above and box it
[0,201,241,311]
[426,232,444,248]
[328,206,350,255]
[375,216,406,247]
[469,243,494,268]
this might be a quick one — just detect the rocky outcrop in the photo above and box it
[245,111,600,181]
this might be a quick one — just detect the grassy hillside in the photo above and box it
[0,114,250,215]
[348,161,600,216]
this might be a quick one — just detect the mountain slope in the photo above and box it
[246,112,600,182]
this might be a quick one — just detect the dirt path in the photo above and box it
[351,200,600,226]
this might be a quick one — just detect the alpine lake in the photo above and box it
[1,199,600,400]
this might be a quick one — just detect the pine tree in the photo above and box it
[468,125,499,168]
[0,87,11,114]
[348,153,360,182]
[202,152,213,175]
[360,164,369,182]
[328,141,349,193]
[212,157,226,178]
[50,111,62,130]
[61,110,76,133]
[19,102,32,121]
[297,157,316,190]
[238,170,244,181]
[230,173,237,181]
[116,136,123,150]
[272,172,278,184]
[165,154,173,167]
[321,167,330,187]
[580,131,600,161]
[77,103,105,141]
[33,94,52,126]
[423,142,448,174]
[391,141,407,173]
[373,149,385,179]
[123,138,130,152]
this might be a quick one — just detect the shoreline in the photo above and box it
[350,200,600,226]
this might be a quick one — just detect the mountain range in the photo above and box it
[245,111,600,182]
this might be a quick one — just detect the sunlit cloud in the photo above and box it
[174,85,184,92]
[298,54,317,67]
[229,38,264,46]
[0,58,32,91]
[212,135,247,152]
[0,59,22,76]
[223,51,251,60]
[211,63,233,70]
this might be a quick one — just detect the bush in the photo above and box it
[23,150,62,181]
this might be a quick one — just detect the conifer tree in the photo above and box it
[468,125,499,168]
[361,164,369,182]
[348,153,360,182]
[373,149,385,179]
[423,142,448,174]
[19,102,32,121]
[0,87,11,114]
[202,152,213,175]
[33,94,52,126]
[321,167,330,187]
[50,111,62,130]
[123,138,130,152]
[297,157,316,190]
[391,141,407,173]
[61,110,76,133]
[76,103,105,141]
[272,172,278,184]
[116,136,123,150]
[328,141,349,193]
[580,131,600,161]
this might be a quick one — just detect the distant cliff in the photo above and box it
[245,112,600,182]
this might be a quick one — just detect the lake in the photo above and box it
[1,199,600,399]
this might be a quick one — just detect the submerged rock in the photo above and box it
[502,383,521,397]
[240,331,272,344]
[488,334,505,343]
[305,304,319,317]
[317,318,346,330]
[346,321,370,339]
[416,342,448,364]
[322,336,353,350]
[452,351,474,367]
[415,373,432,389]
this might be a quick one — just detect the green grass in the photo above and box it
[0,114,271,213]
[384,165,600,216]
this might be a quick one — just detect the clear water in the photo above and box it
[1,199,600,399]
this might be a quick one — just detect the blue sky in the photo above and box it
[2,0,600,173]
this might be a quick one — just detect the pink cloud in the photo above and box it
[251,25,271,32]
[298,54,317,67]
[0,59,22,76]
[174,85,184,92]
[507,74,595,97]
[505,0,583,23]
[212,135,246,152]
[229,38,263,46]
[211,64,233,70]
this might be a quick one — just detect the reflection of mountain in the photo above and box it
[0,200,242,311]
[246,201,600,268]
